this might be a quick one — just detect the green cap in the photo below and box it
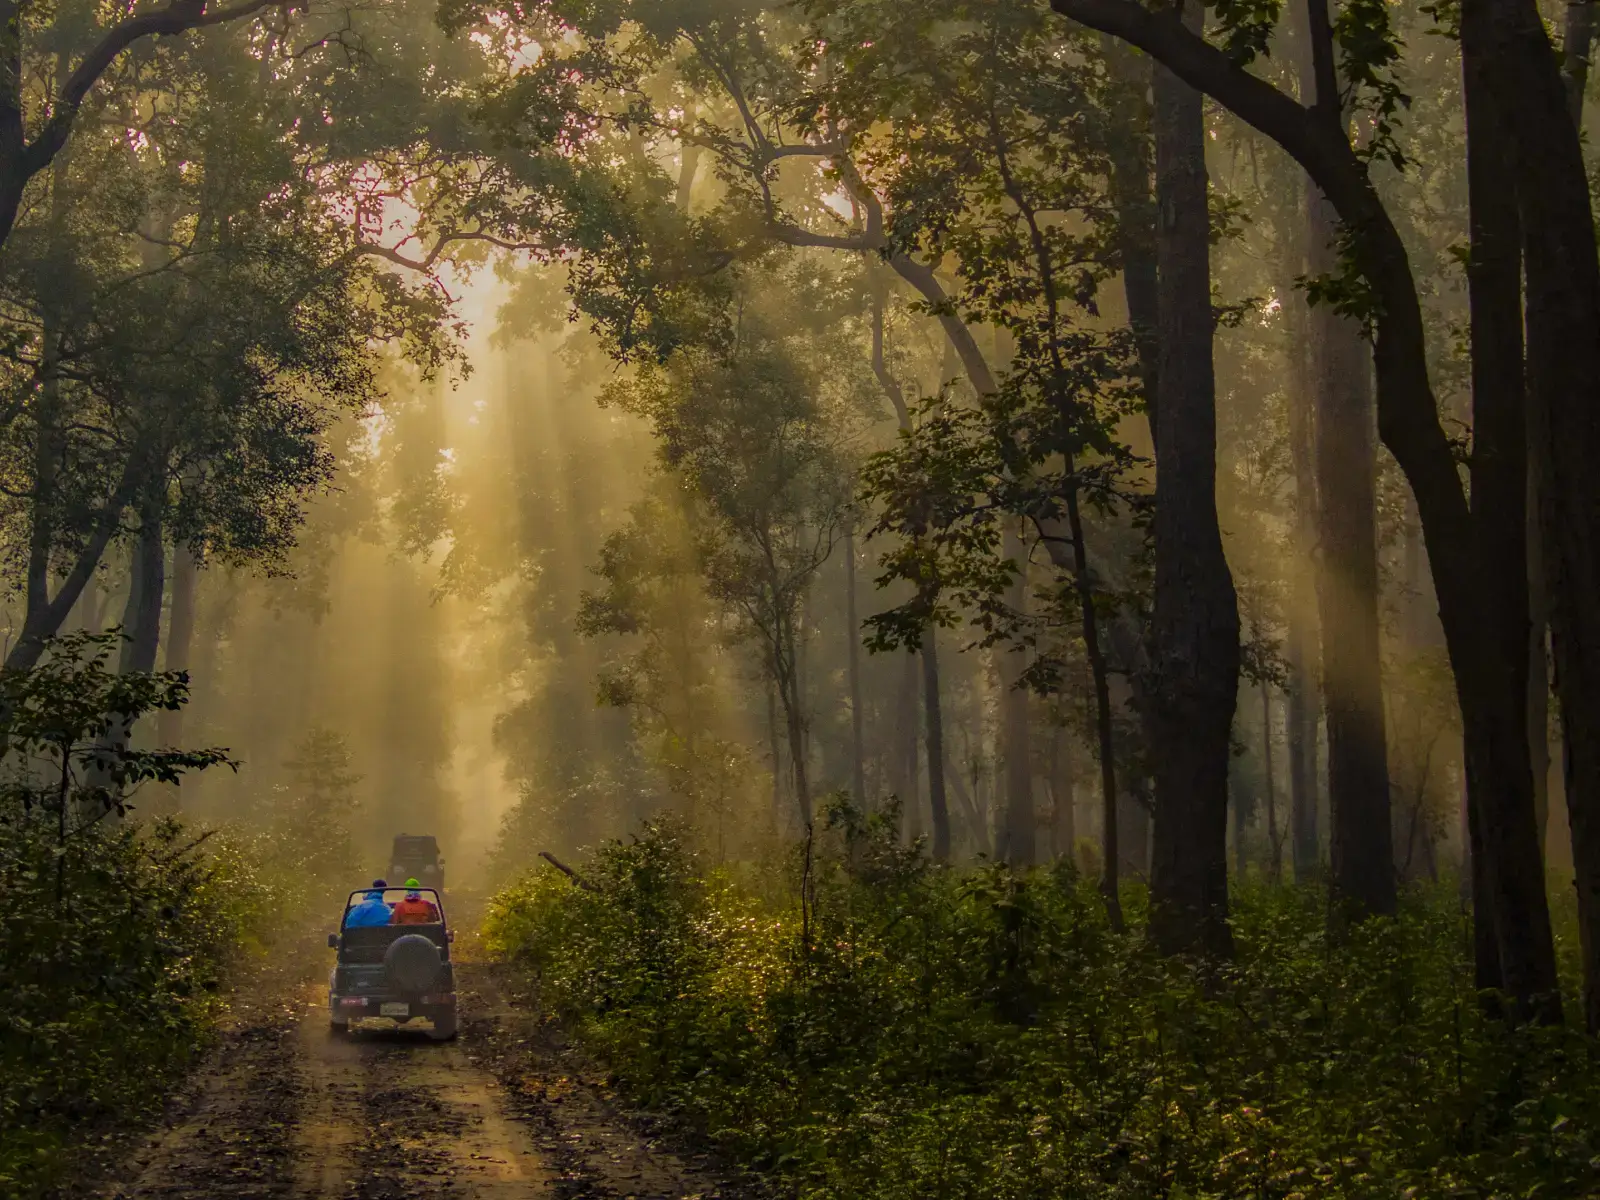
[406,877,420,888]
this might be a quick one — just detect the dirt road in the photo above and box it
[96,950,758,1200]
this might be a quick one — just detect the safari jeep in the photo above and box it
[327,887,457,1040]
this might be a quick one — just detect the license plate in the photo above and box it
[379,1002,409,1018]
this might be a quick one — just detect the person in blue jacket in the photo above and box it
[344,890,393,927]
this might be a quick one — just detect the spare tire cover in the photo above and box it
[384,934,442,994]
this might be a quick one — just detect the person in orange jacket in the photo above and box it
[389,879,441,924]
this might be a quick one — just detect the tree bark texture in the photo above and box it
[1282,203,1324,882]
[120,506,165,676]
[1050,725,1077,861]
[922,634,951,860]
[1145,11,1241,958]
[998,523,1035,864]
[844,525,868,807]
[1306,183,1395,918]
[157,543,199,748]
[1475,0,1599,1025]
[1262,679,1283,883]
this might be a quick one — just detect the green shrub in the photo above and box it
[0,818,263,1194]
[0,633,320,1196]
[487,808,1600,1199]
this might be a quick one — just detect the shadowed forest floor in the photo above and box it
[76,923,763,1200]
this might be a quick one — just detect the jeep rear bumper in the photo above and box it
[329,992,456,1023]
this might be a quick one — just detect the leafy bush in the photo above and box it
[487,806,1600,1199]
[0,819,256,1191]
[0,633,299,1195]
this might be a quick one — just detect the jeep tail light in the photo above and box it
[339,997,367,1008]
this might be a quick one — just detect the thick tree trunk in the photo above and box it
[1292,0,1396,918]
[1306,185,1395,918]
[156,543,199,748]
[844,525,868,807]
[1473,0,1595,1025]
[923,634,951,861]
[84,508,164,817]
[1459,0,1564,1019]
[1145,12,1241,957]
[119,508,165,675]
[997,523,1035,865]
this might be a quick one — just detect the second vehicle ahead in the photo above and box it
[390,833,445,892]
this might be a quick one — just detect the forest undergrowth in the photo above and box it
[0,637,361,1196]
[486,810,1600,1200]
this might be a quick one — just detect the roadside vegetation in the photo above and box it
[488,814,1600,1200]
[0,635,360,1197]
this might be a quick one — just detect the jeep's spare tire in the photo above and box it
[384,934,442,994]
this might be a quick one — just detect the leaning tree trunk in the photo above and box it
[1145,14,1242,957]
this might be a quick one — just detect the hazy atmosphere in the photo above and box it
[5,0,1600,1195]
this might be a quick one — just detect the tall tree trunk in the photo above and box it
[85,507,164,818]
[1050,725,1077,861]
[1285,252,1324,882]
[998,522,1035,864]
[1526,0,1596,854]
[1146,7,1241,957]
[157,543,199,748]
[1298,0,1395,918]
[1262,678,1283,883]
[1283,10,1324,884]
[1102,39,1154,926]
[902,652,924,844]
[844,525,868,807]
[1469,0,1579,1023]
[779,617,812,830]
[766,680,784,832]
[120,506,164,676]
[1307,190,1395,917]
[923,633,951,861]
